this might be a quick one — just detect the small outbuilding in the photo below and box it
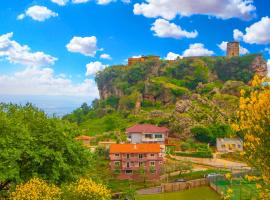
[216,138,243,152]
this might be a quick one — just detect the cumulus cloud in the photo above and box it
[100,53,112,60]
[236,16,270,44]
[151,19,198,39]
[0,66,98,97]
[233,29,244,41]
[134,0,256,20]
[72,0,90,3]
[86,61,107,76]
[218,41,249,55]
[18,5,58,22]
[182,43,214,57]
[165,52,181,60]
[51,0,69,6]
[0,32,57,67]
[66,36,100,57]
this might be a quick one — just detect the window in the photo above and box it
[115,154,120,157]
[125,170,133,174]
[151,170,156,174]
[131,162,134,166]
[114,161,120,166]
[221,144,225,148]
[150,154,155,157]
[145,134,153,139]
[128,135,131,139]
[139,162,144,167]
[150,161,155,166]
[127,154,130,159]
[155,134,163,139]
[238,144,241,148]
[139,154,143,159]
[127,162,130,168]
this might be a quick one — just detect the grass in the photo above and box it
[136,186,220,200]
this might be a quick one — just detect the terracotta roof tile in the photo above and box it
[126,124,168,133]
[110,144,161,153]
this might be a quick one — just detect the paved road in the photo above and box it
[170,155,249,170]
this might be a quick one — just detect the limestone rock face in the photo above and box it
[175,100,192,113]
[251,55,267,78]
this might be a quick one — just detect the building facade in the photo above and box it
[216,138,243,152]
[126,124,169,144]
[110,143,164,179]
[227,42,240,58]
[128,55,160,66]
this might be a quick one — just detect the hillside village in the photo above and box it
[68,42,268,199]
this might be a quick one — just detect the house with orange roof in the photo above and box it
[110,143,164,179]
[126,124,169,144]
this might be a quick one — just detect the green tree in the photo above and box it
[0,104,91,192]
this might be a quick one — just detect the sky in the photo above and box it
[0,0,270,115]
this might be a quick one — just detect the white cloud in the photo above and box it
[66,36,100,57]
[151,18,198,39]
[86,61,107,76]
[265,48,270,54]
[100,53,112,60]
[233,29,244,41]
[134,0,256,20]
[0,32,57,67]
[239,16,270,44]
[72,0,90,3]
[218,41,249,55]
[0,66,98,97]
[165,52,181,60]
[182,43,214,57]
[17,14,25,20]
[97,0,115,5]
[19,5,58,22]
[51,0,69,6]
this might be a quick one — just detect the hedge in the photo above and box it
[174,151,213,158]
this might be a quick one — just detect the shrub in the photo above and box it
[10,178,61,200]
[174,151,213,158]
[63,178,111,200]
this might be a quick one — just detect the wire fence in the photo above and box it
[208,167,260,200]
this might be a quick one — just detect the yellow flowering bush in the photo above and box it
[10,178,61,200]
[63,178,111,200]
[233,75,270,199]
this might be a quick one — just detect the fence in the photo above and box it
[208,168,260,200]
[161,178,208,193]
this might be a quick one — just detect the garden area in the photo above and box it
[136,186,220,200]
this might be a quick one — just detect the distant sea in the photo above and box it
[0,95,95,117]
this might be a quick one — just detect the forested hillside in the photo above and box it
[64,54,267,140]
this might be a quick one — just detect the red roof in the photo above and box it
[110,144,161,153]
[126,124,168,133]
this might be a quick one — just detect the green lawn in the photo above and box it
[136,187,220,200]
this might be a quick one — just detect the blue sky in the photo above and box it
[0,0,270,115]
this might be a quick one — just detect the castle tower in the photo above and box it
[227,41,240,58]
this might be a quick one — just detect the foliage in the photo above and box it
[191,124,233,145]
[63,178,111,200]
[10,178,61,200]
[174,151,213,158]
[233,75,270,198]
[215,54,259,83]
[0,103,91,191]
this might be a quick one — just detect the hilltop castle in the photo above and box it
[227,41,240,58]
